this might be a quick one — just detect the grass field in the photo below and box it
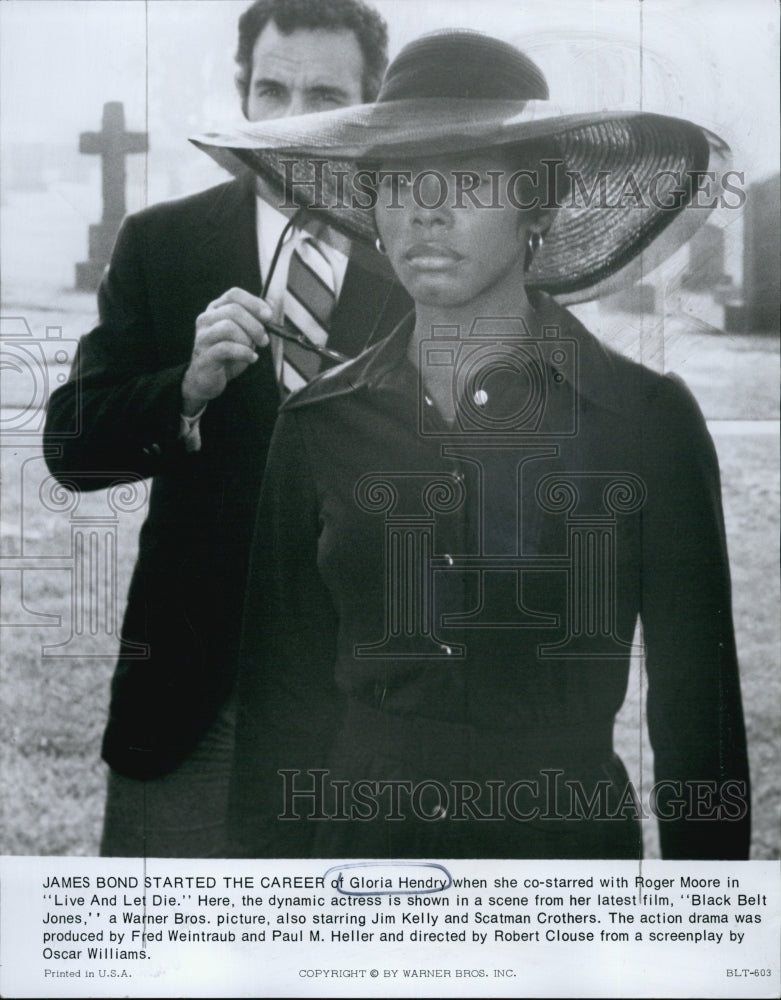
[1,325,778,859]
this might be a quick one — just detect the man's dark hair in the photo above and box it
[236,0,389,104]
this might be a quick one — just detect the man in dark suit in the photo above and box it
[43,0,411,857]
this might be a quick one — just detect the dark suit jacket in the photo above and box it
[232,293,750,859]
[43,173,412,779]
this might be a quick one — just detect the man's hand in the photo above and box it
[181,288,274,415]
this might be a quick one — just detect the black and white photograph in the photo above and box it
[0,1,779,996]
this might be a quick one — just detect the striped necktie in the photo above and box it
[281,232,337,394]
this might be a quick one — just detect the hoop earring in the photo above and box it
[375,236,387,255]
[524,230,543,272]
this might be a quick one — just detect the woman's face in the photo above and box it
[373,149,535,309]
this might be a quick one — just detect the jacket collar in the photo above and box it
[285,291,633,416]
[529,291,630,417]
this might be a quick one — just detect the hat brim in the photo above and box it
[190,99,730,302]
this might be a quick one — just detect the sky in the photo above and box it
[1,0,777,179]
[0,0,777,296]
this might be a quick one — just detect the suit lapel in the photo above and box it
[197,171,262,298]
[196,173,280,415]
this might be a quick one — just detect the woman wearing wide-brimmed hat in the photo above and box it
[211,29,750,859]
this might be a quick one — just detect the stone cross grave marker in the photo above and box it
[75,102,148,291]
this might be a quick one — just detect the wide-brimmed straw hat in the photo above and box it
[191,29,730,302]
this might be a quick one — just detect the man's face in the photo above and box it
[245,22,365,120]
